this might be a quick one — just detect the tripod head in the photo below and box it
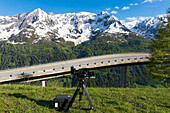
[71,66,94,79]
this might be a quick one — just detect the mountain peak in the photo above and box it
[30,8,47,17]
[109,15,118,21]
[100,11,109,15]
[33,8,44,13]
[26,8,49,23]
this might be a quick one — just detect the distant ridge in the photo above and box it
[0,8,166,45]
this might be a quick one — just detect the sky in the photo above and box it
[0,0,169,22]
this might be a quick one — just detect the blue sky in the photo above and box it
[0,0,169,21]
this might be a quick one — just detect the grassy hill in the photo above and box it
[0,85,169,113]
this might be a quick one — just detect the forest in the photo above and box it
[0,32,166,87]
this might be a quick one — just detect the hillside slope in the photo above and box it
[0,36,161,88]
[0,85,169,113]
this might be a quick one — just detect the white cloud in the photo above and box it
[126,17,138,21]
[130,3,138,6]
[134,3,139,5]
[111,10,118,14]
[125,16,152,22]
[122,6,130,10]
[106,8,111,11]
[115,6,119,9]
[139,16,151,20]
[142,0,162,4]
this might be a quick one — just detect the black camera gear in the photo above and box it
[53,66,96,112]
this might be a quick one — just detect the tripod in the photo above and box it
[65,78,96,112]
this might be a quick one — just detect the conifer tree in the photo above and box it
[149,9,170,81]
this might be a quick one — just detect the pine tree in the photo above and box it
[149,9,170,81]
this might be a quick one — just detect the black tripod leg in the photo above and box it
[65,86,80,112]
[83,84,96,111]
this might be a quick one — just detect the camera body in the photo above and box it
[71,66,94,78]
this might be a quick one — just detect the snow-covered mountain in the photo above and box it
[121,20,140,30]
[0,8,130,45]
[128,15,167,38]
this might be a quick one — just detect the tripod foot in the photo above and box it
[92,107,96,111]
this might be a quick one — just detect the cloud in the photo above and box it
[125,16,152,22]
[106,8,111,11]
[142,0,162,4]
[111,10,118,14]
[115,6,119,9]
[126,17,138,21]
[122,6,130,10]
[134,3,139,5]
[130,3,139,6]
[139,16,151,20]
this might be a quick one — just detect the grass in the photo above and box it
[0,85,170,113]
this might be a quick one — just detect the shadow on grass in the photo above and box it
[158,105,170,108]
[5,92,95,111]
[7,93,53,109]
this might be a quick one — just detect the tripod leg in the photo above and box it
[83,84,96,111]
[65,86,80,112]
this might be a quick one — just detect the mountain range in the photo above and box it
[128,15,166,38]
[0,8,166,45]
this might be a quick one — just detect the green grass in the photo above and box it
[0,85,169,113]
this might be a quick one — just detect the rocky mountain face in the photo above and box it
[128,15,167,38]
[0,8,130,45]
[0,8,166,45]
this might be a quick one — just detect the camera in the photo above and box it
[71,66,94,78]
[53,66,96,112]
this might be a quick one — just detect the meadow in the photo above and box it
[0,85,169,113]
